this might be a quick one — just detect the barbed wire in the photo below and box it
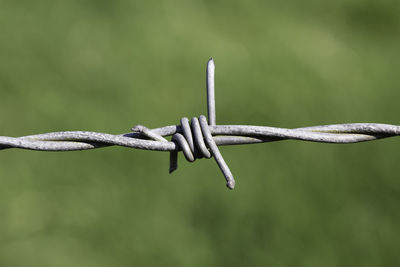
[1,58,399,189]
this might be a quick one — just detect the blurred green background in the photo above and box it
[1,0,400,266]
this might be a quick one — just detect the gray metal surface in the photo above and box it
[1,58,398,189]
[206,58,216,126]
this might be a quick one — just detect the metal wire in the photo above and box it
[1,58,399,189]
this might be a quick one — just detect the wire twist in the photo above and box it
[132,115,235,189]
[1,58,399,190]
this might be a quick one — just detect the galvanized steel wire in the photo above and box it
[1,59,399,189]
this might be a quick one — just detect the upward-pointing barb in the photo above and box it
[207,58,216,126]
[1,58,399,190]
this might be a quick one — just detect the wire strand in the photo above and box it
[1,58,398,189]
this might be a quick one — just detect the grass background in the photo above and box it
[1,0,400,266]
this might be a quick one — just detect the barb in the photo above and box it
[1,58,399,189]
[207,58,216,126]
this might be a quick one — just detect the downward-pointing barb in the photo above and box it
[199,115,235,189]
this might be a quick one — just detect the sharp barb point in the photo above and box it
[0,58,397,191]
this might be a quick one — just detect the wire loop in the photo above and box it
[0,58,398,190]
[169,115,235,189]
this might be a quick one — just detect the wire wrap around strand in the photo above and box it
[168,116,235,189]
[1,58,399,189]
[1,122,400,189]
[1,123,398,152]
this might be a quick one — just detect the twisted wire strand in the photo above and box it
[1,123,397,152]
[1,58,399,189]
[0,121,398,189]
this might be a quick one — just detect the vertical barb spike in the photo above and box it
[206,58,216,126]
[169,150,178,173]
